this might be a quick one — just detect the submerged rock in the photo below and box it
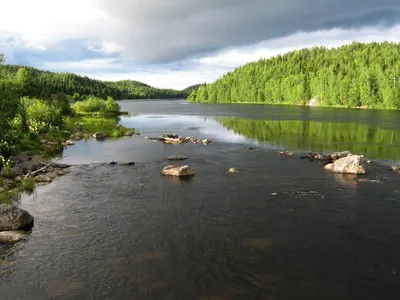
[118,161,135,166]
[34,175,53,183]
[52,163,71,169]
[324,154,366,175]
[0,204,34,231]
[228,168,240,173]
[167,155,187,161]
[279,151,295,156]
[107,161,117,165]
[93,132,106,141]
[161,165,195,177]
[0,230,29,243]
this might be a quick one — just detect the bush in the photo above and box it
[72,96,120,116]
[20,97,63,133]
[72,96,106,114]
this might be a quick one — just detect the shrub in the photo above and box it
[20,97,63,133]
[72,96,106,114]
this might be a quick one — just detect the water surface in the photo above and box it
[1,100,400,300]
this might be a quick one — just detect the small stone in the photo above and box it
[201,139,210,145]
[136,133,141,136]
[367,160,372,164]
[34,175,52,183]
[118,161,135,166]
[119,161,135,166]
[56,170,65,176]
[93,132,106,141]
[15,176,22,182]
[167,155,187,161]
[163,133,179,139]
[65,140,75,146]
[39,139,47,144]
[247,147,254,150]
[161,165,195,177]
[0,230,29,243]
[124,131,135,136]
[228,168,240,173]
[271,193,278,196]
[107,161,117,165]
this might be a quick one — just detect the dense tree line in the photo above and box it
[181,83,206,96]
[0,64,186,100]
[188,42,400,109]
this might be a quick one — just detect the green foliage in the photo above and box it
[72,96,120,116]
[218,118,400,160]
[65,116,132,138]
[189,42,400,110]
[181,83,206,96]
[20,97,63,133]
[0,64,186,100]
[105,96,120,114]
[21,178,36,194]
[72,96,107,114]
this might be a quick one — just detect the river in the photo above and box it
[1,99,400,300]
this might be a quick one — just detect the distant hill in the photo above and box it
[181,83,206,96]
[188,42,400,110]
[0,64,186,100]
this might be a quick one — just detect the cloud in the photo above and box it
[96,0,400,63]
[75,25,400,90]
[41,58,123,71]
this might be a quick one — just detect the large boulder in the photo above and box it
[0,204,34,231]
[161,165,195,177]
[324,154,366,175]
[392,166,400,173]
[0,230,29,243]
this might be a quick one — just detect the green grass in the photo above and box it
[65,116,133,138]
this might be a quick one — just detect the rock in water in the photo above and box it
[124,131,135,136]
[331,151,352,161]
[0,230,29,243]
[392,166,400,173]
[163,133,179,139]
[167,155,187,161]
[0,204,34,231]
[34,175,53,183]
[93,132,106,140]
[118,161,135,166]
[228,168,240,173]
[324,154,366,175]
[161,165,195,177]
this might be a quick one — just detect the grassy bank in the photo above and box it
[0,96,134,204]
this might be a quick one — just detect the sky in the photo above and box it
[1,0,400,90]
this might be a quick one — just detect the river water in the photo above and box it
[1,100,400,299]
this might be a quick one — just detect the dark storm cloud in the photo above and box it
[97,0,400,63]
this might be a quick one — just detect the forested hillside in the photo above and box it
[188,42,400,109]
[0,64,185,100]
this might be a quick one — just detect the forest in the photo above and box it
[0,63,187,100]
[188,42,400,109]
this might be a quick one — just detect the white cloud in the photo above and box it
[41,58,122,71]
[0,0,118,50]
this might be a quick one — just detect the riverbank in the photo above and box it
[0,115,135,204]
